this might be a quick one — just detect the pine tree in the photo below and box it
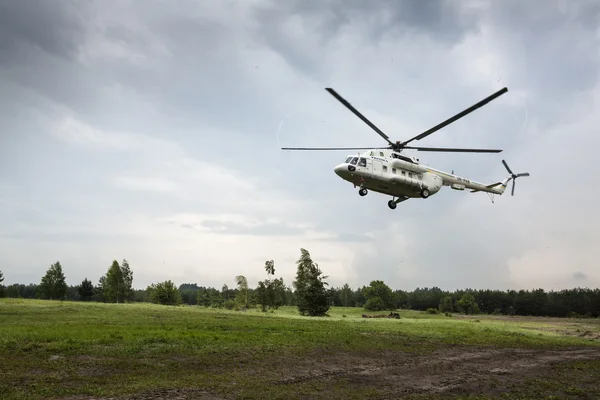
[105,260,123,303]
[78,278,94,301]
[293,248,330,316]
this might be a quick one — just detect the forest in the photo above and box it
[1,248,599,318]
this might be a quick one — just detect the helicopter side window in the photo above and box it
[358,158,367,167]
[345,157,352,163]
[350,157,358,165]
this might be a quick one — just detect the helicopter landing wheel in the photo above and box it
[359,188,368,196]
[388,200,397,210]
[420,188,430,198]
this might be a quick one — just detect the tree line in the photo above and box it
[1,250,599,318]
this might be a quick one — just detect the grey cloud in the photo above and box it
[0,0,86,62]
[573,272,587,280]
[253,0,479,79]
[198,220,305,236]
[1,0,599,290]
[482,1,600,126]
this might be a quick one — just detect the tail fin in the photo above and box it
[470,177,511,193]
[496,177,511,194]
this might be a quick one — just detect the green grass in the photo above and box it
[1,299,599,399]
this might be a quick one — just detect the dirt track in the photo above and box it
[61,345,600,399]
[273,345,600,397]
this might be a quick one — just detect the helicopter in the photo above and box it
[282,86,530,209]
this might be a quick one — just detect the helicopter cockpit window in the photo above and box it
[345,157,353,163]
[350,157,358,165]
[358,158,367,167]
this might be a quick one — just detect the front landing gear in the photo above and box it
[358,188,368,196]
[388,196,408,209]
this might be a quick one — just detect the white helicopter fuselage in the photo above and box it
[333,149,510,202]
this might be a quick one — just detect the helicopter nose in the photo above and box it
[334,164,346,177]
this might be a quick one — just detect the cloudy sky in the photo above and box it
[1,0,599,293]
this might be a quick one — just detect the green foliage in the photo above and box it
[293,248,330,316]
[147,280,182,306]
[0,270,4,298]
[1,300,600,400]
[256,261,286,312]
[339,283,353,306]
[426,308,440,314]
[364,297,385,311]
[77,278,94,301]
[223,298,235,310]
[234,275,249,309]
[457,292,481,315]
[120,259,134,301]
[38,261,67,300]
[362,280,395,311]
[102,259,134,303]
[178,283,199,305]
[439,295,453,313]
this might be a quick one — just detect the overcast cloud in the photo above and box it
[1,0,599,292]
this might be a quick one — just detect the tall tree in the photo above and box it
[256,260,286,311]
[0,270,5,298]
[339,283,353,307]
[103,259,134,303]
[120,259,134,302]
[104,260,123,303]
[293,248,330,316]
[39,262,67,300]
[78,278,94,301]
[235,275,249,309]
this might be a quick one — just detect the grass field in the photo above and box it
[1,299,599,399]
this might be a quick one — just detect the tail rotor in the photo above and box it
[502,160,530,196]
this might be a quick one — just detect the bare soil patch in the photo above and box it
[269,345,600,397]
[51,345,600,399]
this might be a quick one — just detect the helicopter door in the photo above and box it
[371,159,383,177]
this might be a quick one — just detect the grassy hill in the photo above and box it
[1,299,599,399]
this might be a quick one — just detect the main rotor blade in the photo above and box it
[516,172,530,177]
[511,179,516,196]
[404,146,502,153]
[281,146,389,151]
[325,88,395,146]
[502,159,514,175]
[402,87,509,146]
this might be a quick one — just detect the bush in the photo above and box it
[426,308,439,314]
[364,297,385,311]
[147,280,182,306]
[224,299,235,310]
